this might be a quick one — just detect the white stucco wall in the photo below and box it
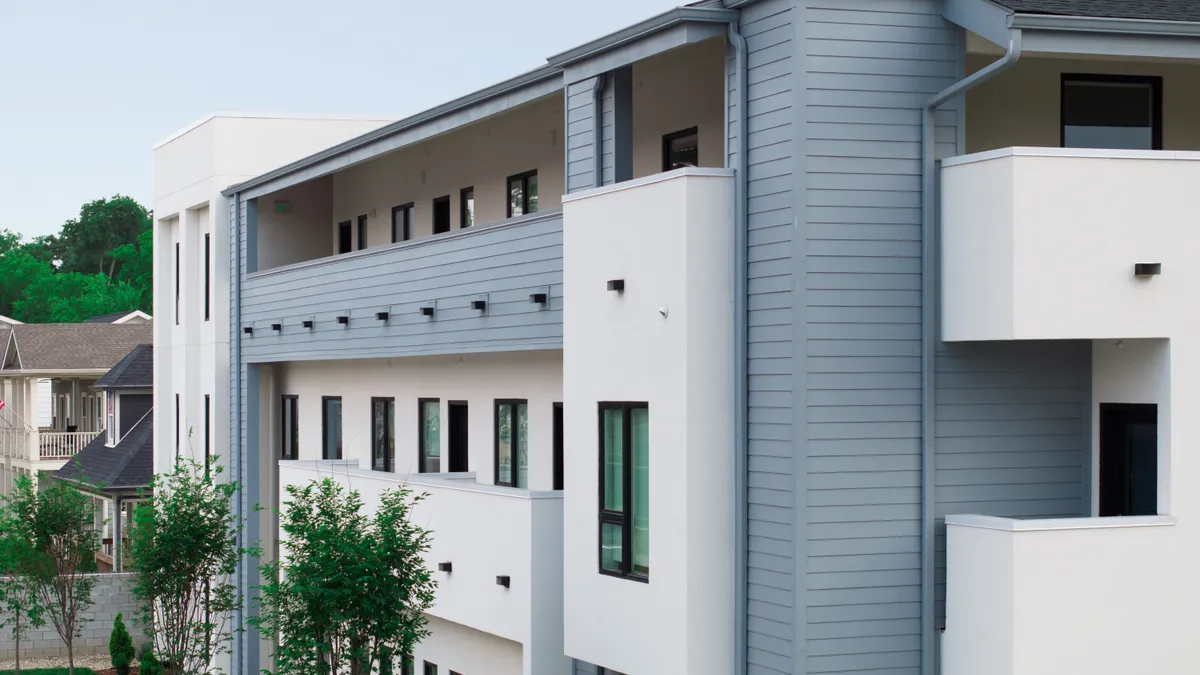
[561,169,735,675]
[414,616,523,675]
[257,176,334,270]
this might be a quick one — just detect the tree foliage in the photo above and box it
[58,196,151,277]
[252,479,437,675]
[128,459,246,675]
[0,488,45,675]
[110,612,135,675]
[4,475,99,675]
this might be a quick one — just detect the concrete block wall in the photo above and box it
[0,573,148,660]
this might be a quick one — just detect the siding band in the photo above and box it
[919,28,1023,675]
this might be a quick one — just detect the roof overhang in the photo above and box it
[0,369,110,378]
[945,0,1200,60]
[547,6,739,84]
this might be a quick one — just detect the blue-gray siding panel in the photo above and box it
[239,211,563,363]
[737,1,802,674]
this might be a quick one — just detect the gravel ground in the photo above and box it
[0,651,112,670]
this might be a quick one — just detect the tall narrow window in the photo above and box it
[357,215,368,250]
[1062,74,1161,150]
[204,233,211,321]
[281,395,298,460]
[553,402,564,491]
[175,394,180,458]
[174,242,180,325]
[459,187,474,228]
[106,392,116,446]
[400,656,414,675]
[662,127,699,171]
[372,397,395,472]
[423,662,437,675]
[338,221,352,254]
[204,394,211,475]
[599,402,649,580]
[392,203,413,243]
[494,400,528,488]
[506,170,538,218]
[448,401,469,472]
[419,399,441,473]
[322,396,343,460]
[433,196,451,234]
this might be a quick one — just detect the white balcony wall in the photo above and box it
[277,462,563,675]
[257,176,333,270]
[561,168,735,675]
[942,515,1187,675]
[941,148,1199,342]
[330,95,565,250]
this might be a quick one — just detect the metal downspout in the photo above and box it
[920,29,1021,675]
[232,192,244,674]
[593,73,607,187]
[728,19,749,675]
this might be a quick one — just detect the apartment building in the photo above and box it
[155,0,1200,673]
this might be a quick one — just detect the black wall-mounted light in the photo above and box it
[495,575,510,588]
[1134,263,1162,277]
[420,305,435,317]
[271,323,282,332]
[302,319,314,330]
[438,562,453,573]
[337,315,350,325]
[529,292,548,305]
[607,279,625,292]
[243,326,253,335]
[376,311,390,322]
[471,300,487,311]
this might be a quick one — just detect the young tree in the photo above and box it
[127,458,246,675]
[253,479,437,675]
[6,475,99,675]
[109,612,135,675]
[0,494,45,675]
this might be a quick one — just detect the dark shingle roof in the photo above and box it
[55,411,153,492]
[994,0,1200,22]
[86,311,143,324]
[94,344,153,390]
[5,323,153,371]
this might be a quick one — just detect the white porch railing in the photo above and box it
[0,427,25,459]
[39,430,101,459]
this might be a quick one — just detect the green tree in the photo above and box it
[253,479,437,675]
[128,459,246,675]
[110,612,135,675]
[58,195,151,277]
[0,249,53,319]
[13,272,143,323]
[0,489,46,675]
[111,229,153,313]
[5,475,99,675]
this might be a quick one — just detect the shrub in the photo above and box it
[139,646,164,675]
[109,613,135,675]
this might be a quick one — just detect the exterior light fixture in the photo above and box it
[607,279,625,292]
[495,575,510,588]
[1134,263,1162,277]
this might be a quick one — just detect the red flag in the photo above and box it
[0,400,6,411]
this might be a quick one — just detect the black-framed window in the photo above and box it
[357,214,369,250]
[433,196,451,234]
[204,233,211,321]
[423,661,437,675]
[419,399,441,473]
[494,400,528,488]
[1061,74,1162,151]
[174,242,180,325]
[599,402,649,581]
[322,396,343,460]
[662,127,699,171]
[372,397,395,472]
[337,221,352,254]
[553,402,564,491]
[281,395,298,460]
[204,394,211,475]
[460,187,474,228]
[392,203,413,243]
[175,393,180,458]
[506,170,538,218]
[399,655,414,675]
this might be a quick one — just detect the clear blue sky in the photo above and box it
[0,0,681,238]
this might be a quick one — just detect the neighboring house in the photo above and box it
[54,344,154,572]
[85,310,153,325]
[154,1,1200,674]
[0,322,153,492]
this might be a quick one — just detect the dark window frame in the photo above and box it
[459,187,474,228]
[423,661,437,675]
[662,126,699,172]
[598,401,649,582]
[175,393,180,458]
[204,394,211,475]
[418,398,440,473]
[204,232,211,321]
[357,214,369,250]
[371,396,395,473]
[1060,73,1163,151]
[392,203,413,243]
[322,396,343,460]
[505,170,538,218]
[337,220,353,254]
[493,399,528,487]
[553,402,564,491]
[432,195,451,234]
[281,395,299,460]
[174,242,180,325]
[448,400,469,473]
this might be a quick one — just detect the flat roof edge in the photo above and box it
[546,6,739,67]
